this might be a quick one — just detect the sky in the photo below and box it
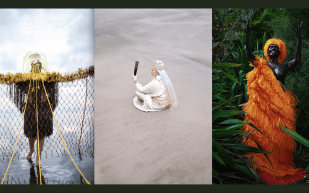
[0,9,94,166]
[0,9,94,74]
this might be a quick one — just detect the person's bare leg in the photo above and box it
[26,138,35,159]
[35,137,45,166]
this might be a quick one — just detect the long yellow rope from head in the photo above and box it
[1,82,31,185]
[35,80,42,185]
[41,80,91,185]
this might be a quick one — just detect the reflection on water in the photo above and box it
[0,128,94,185]
[0,79,94,184]
[0,150,94,185]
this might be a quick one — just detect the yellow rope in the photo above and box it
[1,82,31,185]
[41,80,91,185]
[35,79,42,185]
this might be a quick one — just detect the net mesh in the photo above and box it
[0,66,94,161]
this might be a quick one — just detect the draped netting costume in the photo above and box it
[10,52,58,139]
[133,60,178,112]
[7,51,59,166]
[13,80,57,139]
[242,39,307,184]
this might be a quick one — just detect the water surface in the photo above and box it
[0,150,94,185]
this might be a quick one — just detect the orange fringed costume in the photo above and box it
[242,39,307,184]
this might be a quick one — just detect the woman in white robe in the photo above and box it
[132,60,177,112]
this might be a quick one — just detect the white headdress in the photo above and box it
[154,60,164,71]
[22,51,49,73]
[154,60,178,109]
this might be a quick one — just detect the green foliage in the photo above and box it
[212,8,273,184]
[248,9,284,50]
[212,8,255,64]
[270,9,309,141]
[212,64,272,184]
[280,126,309,149]
[280,125,309,180]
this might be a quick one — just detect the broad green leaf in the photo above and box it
[212,168,218,176]
[215,124,244,131]
[221,143,272,154]
[213,86,228,93]
[234,163,256,179]
[216,95,228,102]
[245,136,273,167]
[280,126,309,148]
[213,63,242,68]
[219,119,247,125]
[223,72,240,84]
[230,82,237,98]
[216,137,243,143]
[243,158,277,174]
[213,77,220,81]
[237,94,242,106]
[213,152,225,165]
[213,138,235,167]
[244,84,249,101]
[213,110,243,118]
[213,92,222,100]
[212,95,241,111]
[238,69,243,85]
[243,120,266,137]
[248,166,261,182]
[213,129,246,138]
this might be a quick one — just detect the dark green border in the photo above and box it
[210,0,309,8]
[4,184,309,190]
[7,0,309,8]
[2,1,209,8]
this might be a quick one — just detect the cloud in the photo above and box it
[0,9,94,74]
[0,10,94,146]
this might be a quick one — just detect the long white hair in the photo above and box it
[154,60,178,109]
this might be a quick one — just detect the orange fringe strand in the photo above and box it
[242,56,306,184]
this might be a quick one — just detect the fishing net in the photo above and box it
[0,66,94,161]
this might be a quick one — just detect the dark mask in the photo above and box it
[267,44,280,57]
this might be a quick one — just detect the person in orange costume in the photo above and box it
[242,22,307,184]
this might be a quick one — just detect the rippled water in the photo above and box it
[0,151,94,185]
[0,81,94,185]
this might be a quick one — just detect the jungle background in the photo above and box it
[212,8,309,184]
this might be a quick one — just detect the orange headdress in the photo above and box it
[263,39,287,64]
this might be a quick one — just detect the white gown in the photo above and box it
[133,75,170,112]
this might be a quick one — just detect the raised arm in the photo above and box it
[246,22,256,63]
[135,80,157,94]
[287,21,302,70]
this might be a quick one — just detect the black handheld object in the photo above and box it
[134,61,139,76]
